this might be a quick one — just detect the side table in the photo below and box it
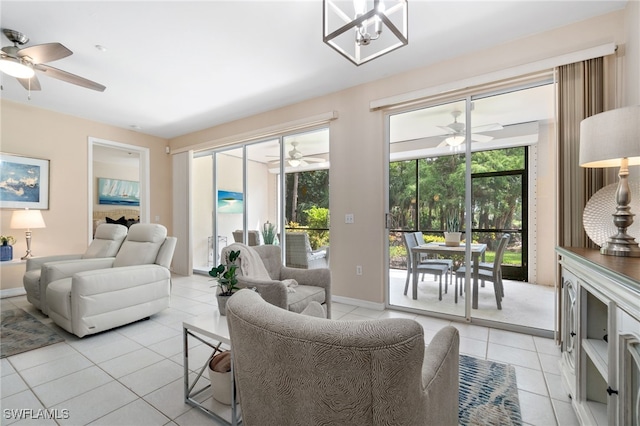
[183,314,242,425]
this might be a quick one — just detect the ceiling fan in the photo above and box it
[437,110,503,147]
[271,142,326,167]
[0,28,105,92]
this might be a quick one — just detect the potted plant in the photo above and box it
[444,214,462,247]
[262,221,276,245]
[0,235,16,262]
[209,249,240,315]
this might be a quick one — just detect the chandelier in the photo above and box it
[323,0,408,66]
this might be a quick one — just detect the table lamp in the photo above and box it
[579,105,640,257]
[10,209,46,259]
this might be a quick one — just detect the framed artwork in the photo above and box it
[217,190,243,214]
[98,178,140,206]
[0,153,50,209]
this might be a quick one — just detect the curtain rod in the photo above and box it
[370,43,617,111]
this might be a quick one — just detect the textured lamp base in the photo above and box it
[599,159,640,258]
[21,231,33,260]
[600,236,640,258]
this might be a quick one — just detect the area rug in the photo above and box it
[459,354,522,426]
[1,309,64,358]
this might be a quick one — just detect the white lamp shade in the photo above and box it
[10,209,46,229]
[579,105,640,168]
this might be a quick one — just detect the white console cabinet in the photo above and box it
[557,247,640,426]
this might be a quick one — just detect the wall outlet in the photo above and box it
[345,213,354,224]
[356,265,363,275]
[155,215,160,221]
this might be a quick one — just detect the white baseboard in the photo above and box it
[331,295,385,311]
[1,287,26,299]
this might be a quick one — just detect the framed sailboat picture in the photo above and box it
[0,153,50,209]
[98,178,140,206]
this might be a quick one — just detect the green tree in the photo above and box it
[285,169,329,225]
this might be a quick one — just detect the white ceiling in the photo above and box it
[0,1,627,140]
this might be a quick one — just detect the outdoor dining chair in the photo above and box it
[414,231,454,280]
[403,233,450,301]
[473,234,511,297]
[454,234,510,309]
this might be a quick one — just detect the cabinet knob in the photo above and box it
[606,387,618,396]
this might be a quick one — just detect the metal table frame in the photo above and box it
[183,316,241,425]
[412,242,487,309]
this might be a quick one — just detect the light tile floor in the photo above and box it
[1,273,578,426]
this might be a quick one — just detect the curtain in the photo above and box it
[557,57,606,249]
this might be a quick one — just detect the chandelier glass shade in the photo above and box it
[323,0,408,66]
[0,56,34,78]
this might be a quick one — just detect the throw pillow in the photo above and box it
[106,216,127,226]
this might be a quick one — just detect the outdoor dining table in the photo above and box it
[411,242,487,309]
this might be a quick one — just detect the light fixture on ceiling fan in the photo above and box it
[323,0,408,66]
[286,142,326,167]
[437,110,504,147]
[0,57,34,78]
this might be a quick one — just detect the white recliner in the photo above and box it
[23,223,128,315]
[45,223,176,337]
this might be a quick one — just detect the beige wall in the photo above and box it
[171,10,630,305]
[0,102,171,291]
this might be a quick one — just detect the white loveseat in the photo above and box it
[44,224,176,337]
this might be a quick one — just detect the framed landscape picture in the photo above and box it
[0,153,50,209]
[217,190,243,214]
[98,178,140,206]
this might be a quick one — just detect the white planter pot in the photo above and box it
[444,232,462,247]
[208,366,233,405]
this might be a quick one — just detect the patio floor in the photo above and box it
[388,268,556,333]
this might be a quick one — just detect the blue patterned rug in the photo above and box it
[1,309,64,358]
[459,354,522,426]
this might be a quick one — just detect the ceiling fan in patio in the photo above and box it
[0,28,106,93]
[437,110,503,147]
[270,142,326,167]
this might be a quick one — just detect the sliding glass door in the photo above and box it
[386,82,555,332]
[192,128,330,273]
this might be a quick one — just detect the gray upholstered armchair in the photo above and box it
[226,289,460,426]
[221,243,331,318]
[23,223,128,315]
[285,232,328,269]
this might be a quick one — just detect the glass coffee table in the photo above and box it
[183,314,242,425]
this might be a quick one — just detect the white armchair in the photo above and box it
[23,223,128,315]
[44,224,176,337]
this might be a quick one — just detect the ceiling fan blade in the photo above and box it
[436,125,456,135]
[470,133,494,143]
[472,122,503,132]
[303,157,327,163]
[37,64,105,92]
[18,42,72,64]
[17,75,41,91]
